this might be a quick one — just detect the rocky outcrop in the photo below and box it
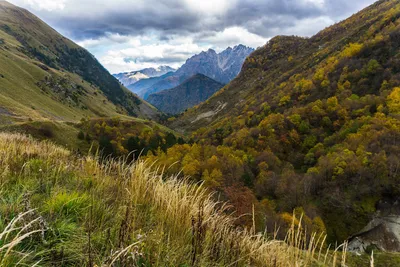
[348,200,400,253]
[348,215,400,253]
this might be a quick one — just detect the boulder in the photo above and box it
[348,215,400,253]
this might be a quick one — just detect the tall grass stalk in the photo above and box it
[0,133,348,266]
[0,210,43,265]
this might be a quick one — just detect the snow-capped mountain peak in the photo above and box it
[113,66,176,87]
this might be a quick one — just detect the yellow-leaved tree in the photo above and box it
[388,87,400,114]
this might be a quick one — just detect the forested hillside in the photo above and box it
[158,0,400,243]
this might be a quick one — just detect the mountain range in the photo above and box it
[113,65,175,88]
[176,45,255,84]
[128,45,254,99]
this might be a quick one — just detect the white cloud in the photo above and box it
[23,0,67,11]
[95,34,209,73]
[198,27,268,50]
[77,38,103,48]
[183,0,235,15]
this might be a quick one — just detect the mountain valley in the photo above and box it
[147,74,224,114]
[0,0,399,266]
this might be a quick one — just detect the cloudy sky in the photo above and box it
[8,0,376,74]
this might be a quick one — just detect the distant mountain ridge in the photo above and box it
[130,45,254,99]
[114,66,175,88]
[175,45,254,84]
[147,74,224,114]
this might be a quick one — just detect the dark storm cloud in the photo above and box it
[221,0,376,37]
[42,2,198,39]
[7,0,377,73]
[9,0,377,40]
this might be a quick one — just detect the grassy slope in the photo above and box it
[0,132,351,266]
[0,0,160,123]
[0,120,87,150]
[0,9,117,121]
[0,0,171,152]
[0,49,120,122]
[0,115,179,156]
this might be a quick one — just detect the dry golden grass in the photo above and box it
[0,210,43,266]
[0,132,347,266]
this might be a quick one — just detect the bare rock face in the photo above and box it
[348,215,400,253]
[175,45,254,85]
[348,200,400,253]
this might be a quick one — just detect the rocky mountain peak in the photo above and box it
[114,66,176,87]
